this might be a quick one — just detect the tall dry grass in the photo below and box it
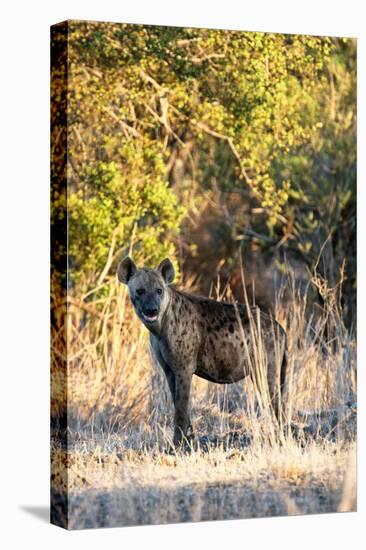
[51,269,357,528]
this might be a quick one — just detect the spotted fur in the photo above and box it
[118,257,287,446]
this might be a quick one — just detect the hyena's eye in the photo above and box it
[136,288,145,296]
[156,288,163,295]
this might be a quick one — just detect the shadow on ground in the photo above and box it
[20,506,50,523]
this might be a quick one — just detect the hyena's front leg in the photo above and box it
[173,370,193,447]
[157,357,176,406]
[150,335,176,405]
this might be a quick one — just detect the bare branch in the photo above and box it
[101,106,141,138]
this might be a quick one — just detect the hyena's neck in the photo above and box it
[147,286,177,338]
[157,286,184,335]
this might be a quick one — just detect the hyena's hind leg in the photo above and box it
[272,349,288,427]
[266,332,288,430]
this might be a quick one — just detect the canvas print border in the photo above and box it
[50,20,356,529]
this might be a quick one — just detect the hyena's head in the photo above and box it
[117,257,175,327]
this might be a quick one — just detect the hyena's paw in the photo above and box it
[173,424,195,452]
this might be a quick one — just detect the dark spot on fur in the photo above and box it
[229,324,234,333]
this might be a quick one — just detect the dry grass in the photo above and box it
[51,273,357,529]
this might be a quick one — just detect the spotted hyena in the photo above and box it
[117,257,287,446]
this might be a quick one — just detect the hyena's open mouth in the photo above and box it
[142,312,158,323]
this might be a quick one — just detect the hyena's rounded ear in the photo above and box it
[158,258,175,284]
[117,256,137,284]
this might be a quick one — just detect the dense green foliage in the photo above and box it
[51,21,356,313]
